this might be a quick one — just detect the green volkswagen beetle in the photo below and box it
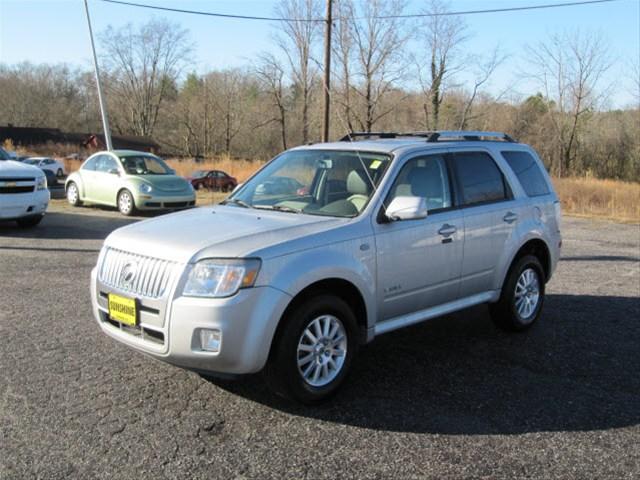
[65,150,196,216]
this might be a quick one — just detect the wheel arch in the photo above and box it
[505,238,552,285]
[272,278,369,349]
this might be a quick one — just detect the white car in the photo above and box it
[24,157,66,178]
[0,148,50,227]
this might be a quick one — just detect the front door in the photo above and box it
[93,154,121,205]
[374,153,464,321]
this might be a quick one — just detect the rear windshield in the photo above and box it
[502,151,550,197]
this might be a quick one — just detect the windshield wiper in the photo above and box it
[253,204,302,214]
[221,198,252,209]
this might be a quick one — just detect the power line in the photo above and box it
[98,0,619,22]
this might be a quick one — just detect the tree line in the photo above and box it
[0,0,637,181]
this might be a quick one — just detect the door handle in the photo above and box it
[503,212,518,224]
[438,224,457,237]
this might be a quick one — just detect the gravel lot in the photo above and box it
[1,201,639,479]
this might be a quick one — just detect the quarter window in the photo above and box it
[388,154,452,212]
[452,152,507,205]
[502,151,550,197]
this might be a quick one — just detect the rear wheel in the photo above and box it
[16,214,43,228]
[490,255,545,332]
[264,294,358,404]
[117,189,136,216]
[66,182,82,206]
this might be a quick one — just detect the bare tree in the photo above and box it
[254,53,289,150]
[275,0,322,143]
[458,47,507,129]
[346,0,409,132]
[332,0,356,133]
[99,18,192,137]
[526,30,611,176]
[416,0,468,130]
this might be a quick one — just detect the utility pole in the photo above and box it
[83,0,113,151]
[322,0,332,143]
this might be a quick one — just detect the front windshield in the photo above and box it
[121,155,172,175]
[228,150,391,218]
[191,170,207,178]
[24,159,39,165]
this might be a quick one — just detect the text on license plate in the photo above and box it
[108,293,137,326]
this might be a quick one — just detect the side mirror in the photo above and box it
[168,168,176,174]
[108,168,120,175]
[385,196,428,221]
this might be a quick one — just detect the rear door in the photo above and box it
[450,149,521,297]
[374,152,464,320]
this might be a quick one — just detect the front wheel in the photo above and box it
[490,255,545,332]
[264,294,358,404]
[117,189,136,216]
[66,182,82,206]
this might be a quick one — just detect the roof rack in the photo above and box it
[339,130,516,143]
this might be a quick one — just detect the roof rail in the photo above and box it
[425,131,516,142]
[339,130,516,143]
[339,132,399,141]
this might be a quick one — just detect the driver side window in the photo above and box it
[388,155,452,213]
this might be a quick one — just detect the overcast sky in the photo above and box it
[1,0,638,108]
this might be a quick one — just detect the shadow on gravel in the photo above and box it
[207,294,640,435]
[0,211,139,241]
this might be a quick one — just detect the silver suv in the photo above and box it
[91,131,562,403]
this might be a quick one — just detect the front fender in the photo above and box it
[258,238,377,330]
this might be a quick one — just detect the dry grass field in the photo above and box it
[39,152,640,224]
[552,177,640,223]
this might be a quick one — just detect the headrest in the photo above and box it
[347,170,370,195]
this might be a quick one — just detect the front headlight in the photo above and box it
[140,183,152,194]
[183,258,261,298]
[36,176,47,190]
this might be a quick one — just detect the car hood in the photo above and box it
[135,175,191,192]
[104,205,347,263]
[0,160,43,178]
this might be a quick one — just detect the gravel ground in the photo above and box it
[1,201,639,479]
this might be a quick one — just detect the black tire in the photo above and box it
[117,189,136,216]
[66,182,82,206]
[194,182,202,190]
[16,214,43,228]
[56,168,63,178]
[489,254,545,332]
[264,294,358,404]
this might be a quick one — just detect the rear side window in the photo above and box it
[452,152,507,205]
[502,151,550,197]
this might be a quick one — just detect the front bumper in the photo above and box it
[91,267,292,374]
[134,192,196,210]
[0,189,49,220]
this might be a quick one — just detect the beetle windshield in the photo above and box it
[121,155,172,175]
[226,150,391,218]
[191,170,207,178]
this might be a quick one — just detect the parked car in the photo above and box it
[65,150,196,216]
[42,168,57,187]
[187,169,238,192]
[90,131,562,403]
[24,157,66,178]
[255,176,304,196]
[0,147,50,227]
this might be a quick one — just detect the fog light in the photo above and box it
[199,329,221,353]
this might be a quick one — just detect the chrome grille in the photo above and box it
[99,247,177,298]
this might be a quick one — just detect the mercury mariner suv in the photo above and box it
[91,131,562,403]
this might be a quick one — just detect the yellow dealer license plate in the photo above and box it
[108,293,137,326]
